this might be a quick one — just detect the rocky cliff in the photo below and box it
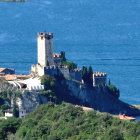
[19,79,140,116]
[65,80,140,116]
[20,91,48,113]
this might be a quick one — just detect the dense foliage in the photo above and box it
[62,61,77,71]
[60,51,66,62]
[60,51,77,71]
[41,75,56,91]
[0,117,21,140]
[13,103,140,140]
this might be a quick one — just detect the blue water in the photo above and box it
[0,0,140,105]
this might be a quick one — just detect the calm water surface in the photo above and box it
[0,0,140,104]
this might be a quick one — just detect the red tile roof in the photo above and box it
[0,68,6,73]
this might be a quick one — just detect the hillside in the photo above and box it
[4,103,137,140]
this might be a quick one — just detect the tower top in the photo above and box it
[38,32,53,40]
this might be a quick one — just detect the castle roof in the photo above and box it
[38,32,53,39]
[0,74,31,81]
[0,68,6,72]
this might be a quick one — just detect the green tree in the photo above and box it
[40,75,57,102]
[82,66,93,86]
[62,61,77,71]
[82,66,88,83]
[87,66,93,86]
[60,51,66,62]
[102,128,124,140]
[108,79,111,85]
[41,75,56,91]
[0,117,21,140]
[15,103,140,140]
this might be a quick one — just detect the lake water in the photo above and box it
[0,0,140,105]
[136,116,140,121]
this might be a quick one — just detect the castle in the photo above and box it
[1,32,108,119]
[31,32,107,87]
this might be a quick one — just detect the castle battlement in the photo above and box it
[59,65,68,69]
[93,72,107,86]
[53,53,61,58]
[37,32,54,68]
[38,32,53,40]
[93,72,107,77]
[70,68,82,72]
[45,65,57,70]
[31,32,107,85]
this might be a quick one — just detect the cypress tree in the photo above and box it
[108,79,111,85]
[60,51,66,62]
[82,66,93,86]
[82,66,88,83]
[88,66,93,86]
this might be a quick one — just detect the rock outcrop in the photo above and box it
[21,91,48,113]
[19,79,140,116]
[66,80,140,116]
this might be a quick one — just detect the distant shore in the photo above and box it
[1,0,25,2]
[134,105,140,109]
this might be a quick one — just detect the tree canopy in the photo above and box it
[14,103,140,140]
[82,66,93,86]
[62,61,77,71]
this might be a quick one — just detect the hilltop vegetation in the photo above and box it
[0,103,137,140]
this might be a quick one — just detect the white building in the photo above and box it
[5,109,13,118]
[8,78,44,91]
[22,78,44,91]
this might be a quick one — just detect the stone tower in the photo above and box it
[37,32,54,67]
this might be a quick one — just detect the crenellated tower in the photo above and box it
[37,32,54,67]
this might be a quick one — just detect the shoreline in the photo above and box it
[134,105,140,109]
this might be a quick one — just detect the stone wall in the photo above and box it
[20,91,48,113]
[66,80,140,116]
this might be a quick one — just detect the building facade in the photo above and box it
[5,109,13,118]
